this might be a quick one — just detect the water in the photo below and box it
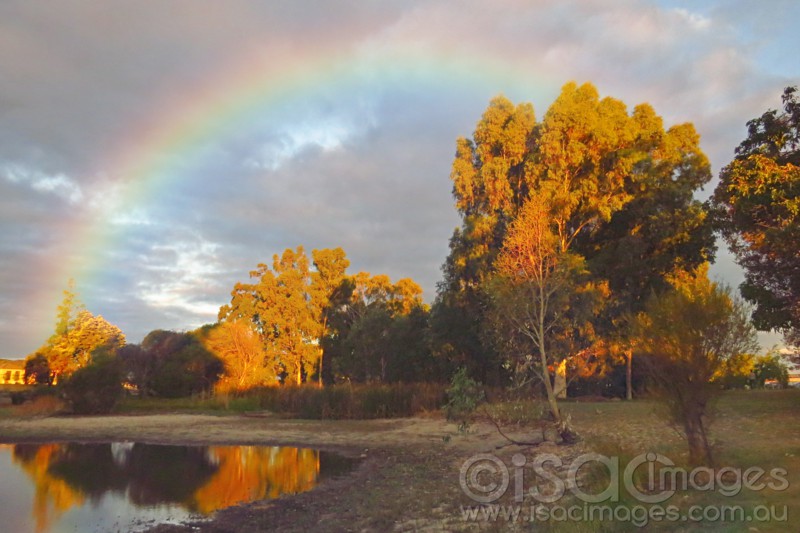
[0,442,357,533]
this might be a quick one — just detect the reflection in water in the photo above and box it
[2,442,356,533]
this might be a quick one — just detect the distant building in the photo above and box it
[781,350,800,386]
[0,359,25,385]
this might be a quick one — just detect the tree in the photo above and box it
[634,266,758,465]
[752,353,790,388]
[221,247,322,385]
[327,273,432,383]
[581,110,714,399]
[138,330,223,398]
[712,86,800,348]
[489,196,603,429]
[53,279,82,338]
[32,281,126,383]
[435,95,537,384]
[437,82,714,392]
[714,352,756,390]
[309,248,350,385]
[46,310,125,382]
[200,320,277,392]
[24,352,51,385]
[62,348,124,414]
[117,344,154,396]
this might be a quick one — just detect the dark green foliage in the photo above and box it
[120,330,223,398]
[712,86,800,346]
[430,288,502,385]
[324,276,440,385]
[24,352,51,385]
[62,352,124,414]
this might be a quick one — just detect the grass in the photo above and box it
[543,389,800,532]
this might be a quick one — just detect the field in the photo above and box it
[0,389,797,532]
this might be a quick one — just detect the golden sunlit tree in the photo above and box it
[32,282,125,383]
[221,247,348,385]
[201,320,277,392]
[437,81,714,398]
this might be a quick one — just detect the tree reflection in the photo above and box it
[12,444,85,533]
[9,442,352,532]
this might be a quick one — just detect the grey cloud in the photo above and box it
[0,0,797,356]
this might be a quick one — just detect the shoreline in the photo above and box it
[0,412,545,532]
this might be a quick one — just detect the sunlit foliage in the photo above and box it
[29,281,125,383]
[436,81,714,394]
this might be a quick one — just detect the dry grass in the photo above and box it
[8,395,65,418]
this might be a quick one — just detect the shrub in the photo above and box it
[62,353,123,414]
[24,353,51,385]
[444,368,484,429]
[14,394,65,417]
[10,392,27,405]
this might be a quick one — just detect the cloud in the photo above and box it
[0,0,797,356]
[2,163,84,203]
[243,109,376,171]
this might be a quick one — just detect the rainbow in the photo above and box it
[32,44,564,342]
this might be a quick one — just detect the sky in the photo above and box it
[0,0,797,358]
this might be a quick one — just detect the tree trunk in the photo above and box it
[684,408,713,466]
[318,349,324,388]
[626,349,633,401]
[555,359,567,399]
[539,344,561,422]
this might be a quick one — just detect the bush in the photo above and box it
[62,353,123,414]
[14,394,65,417]
[10,392,27,405]
[444,368,484,428]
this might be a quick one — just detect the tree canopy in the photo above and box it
[435,82,714,393]
[31,282,125,383]
[712,86,800,347]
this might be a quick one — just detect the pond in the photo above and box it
[0,442,358,533]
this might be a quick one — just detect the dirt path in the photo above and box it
[0,413,524,450]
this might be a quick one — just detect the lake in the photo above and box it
[0,442,357,533]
